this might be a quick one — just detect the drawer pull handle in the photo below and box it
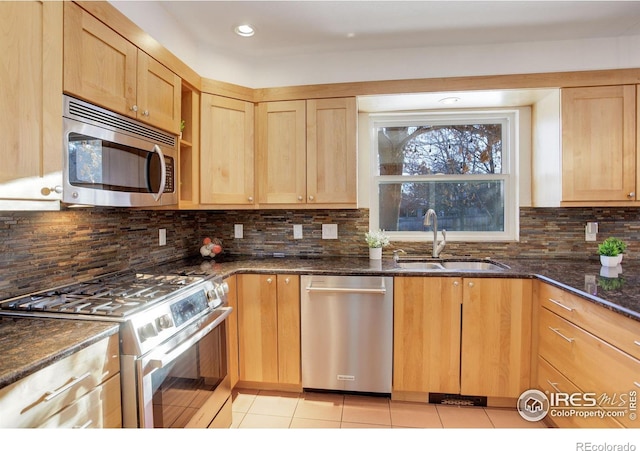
[634,340,640,347]
[546,380,562,393]
[73,420,93,429]
[549,327,574,343]
[548,298,574,312]
[44,372,91,402]
[634,382,640,389]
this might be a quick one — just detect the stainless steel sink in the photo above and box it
[395,259,507,272]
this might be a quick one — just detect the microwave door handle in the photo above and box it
[152,144,167,202]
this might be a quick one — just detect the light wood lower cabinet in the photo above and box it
[393,277,532,402]
[236,274,301,390]
[226,275,239,389]
[0,334,121,428]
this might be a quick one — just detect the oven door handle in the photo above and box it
[147,307,232,370]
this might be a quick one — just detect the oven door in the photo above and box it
[137,307,232,428]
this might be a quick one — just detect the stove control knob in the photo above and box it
[215,282,229,298]
[138,323,157,342]
[155,314,173,331]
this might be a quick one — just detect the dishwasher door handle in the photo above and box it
[305,285,387,295]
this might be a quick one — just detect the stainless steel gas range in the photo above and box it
[0,264,232,428]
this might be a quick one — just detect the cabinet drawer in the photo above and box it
[537,357,623,428]
[38,374,122,428]
[538,281,640,360]
[539,308,640,428]
[0,334,119,427]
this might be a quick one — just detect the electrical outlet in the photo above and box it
[159,228,167,246]
[234,224,243,239]
[293,224,303,239]
[322,224,338,239]
[585,222,598,242]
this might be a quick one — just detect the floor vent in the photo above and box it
[429,393,487,407]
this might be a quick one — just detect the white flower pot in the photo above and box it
[600,255,619,267]
[369,247,382,260]
[617,254,623,264]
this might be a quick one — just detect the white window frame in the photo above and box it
[369,110,519,242]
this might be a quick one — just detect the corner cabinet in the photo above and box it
[200,94,255,207]
[236,274,301,391]
[561,85,637,205]
[257,97,357,209]
[63,2,181,134]
[0,1,63,209]
[393,277,532,404]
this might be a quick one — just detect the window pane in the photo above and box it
[377,124,502,176]
[379,181,505,232]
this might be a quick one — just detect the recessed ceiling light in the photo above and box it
[439,97,461,105]
[234,24,255,37]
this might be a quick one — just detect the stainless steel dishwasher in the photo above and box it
[300,275,393,394]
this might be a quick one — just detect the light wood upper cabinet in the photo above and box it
[200,94,255,206]
[561,85,637,204]
[0,1,63,209]
[257,97,357,208]
[306,98,357,205]
[257,100,307,205]
[63,2,181,134]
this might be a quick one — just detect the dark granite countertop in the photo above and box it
[171,255,640,321]
[0,317,118,390]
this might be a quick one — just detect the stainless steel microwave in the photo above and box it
[62,95,178,207]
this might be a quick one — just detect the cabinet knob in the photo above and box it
[297,196,303,201]
[41,186,62,196]
[468,282,474,288]
[142,110,150,117]
[628,192,635,199]
[308,195,315,201]
[248,196,254,202]
[266,278,273,284]
[130,105,138,112]
[453,281,459,287]
[285,277,290,284]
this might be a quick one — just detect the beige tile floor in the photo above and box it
[231,389,548,428]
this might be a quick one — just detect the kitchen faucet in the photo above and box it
[424,209,446,258]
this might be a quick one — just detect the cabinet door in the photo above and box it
[136,51,181,133]
[237,274,279,383]
[306,98,357,205]
[393,277,462,395]
[460,278,532,398]
[0,1,62,205]
[201,94,255,206]
[277,275,301,385]
[257,101,307,204]
[63,2,137,118]
[562,85,636,203]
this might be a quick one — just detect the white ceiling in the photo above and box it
[155,1,640,58]
[111,1,640,109]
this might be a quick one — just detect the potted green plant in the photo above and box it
[365,229,390,259]
[598,239,620,267]
[603,237,627,264]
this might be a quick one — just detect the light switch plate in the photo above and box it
[234,224,243,239]
[585,222,598,242]
[158,228,166,246]
[322,224,338,239]
[293,224,303,239]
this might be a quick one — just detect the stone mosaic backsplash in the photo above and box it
[1,207,638,299]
